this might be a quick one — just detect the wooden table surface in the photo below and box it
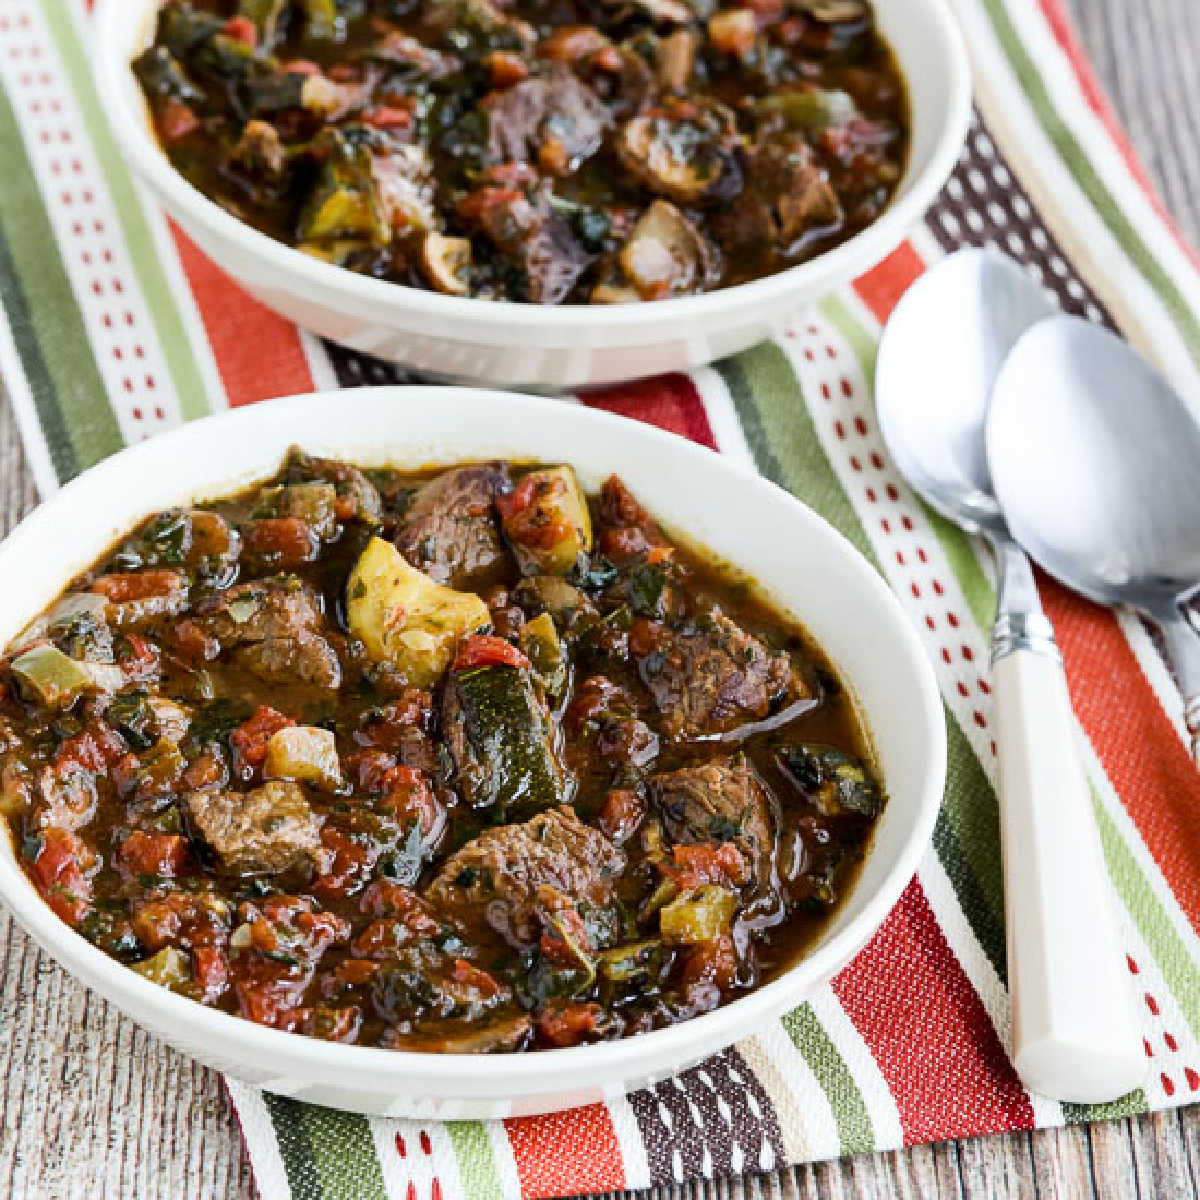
[1,1,1198,1196]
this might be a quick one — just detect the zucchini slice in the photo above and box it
[443,663,569,818]
[347,537,490,688]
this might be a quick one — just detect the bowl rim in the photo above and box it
[93,0,972,335]
[0,387,947,1090]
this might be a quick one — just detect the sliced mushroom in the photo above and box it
[590,282,643,303]
[656,30,698,92]
[603,0,696,25]
[618,200,717,298]
[419,233,472,295]
[708,9,757,58]
[616,113,741,205]
[538,25,613,63]
[793,0,868,21]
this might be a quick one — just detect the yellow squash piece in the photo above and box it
[501,465,593,576]
[347,537,490,687]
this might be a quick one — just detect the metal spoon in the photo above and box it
[875,249,1144,1103]
[988,314,1200,761]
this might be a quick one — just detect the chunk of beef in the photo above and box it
[485,66,609,172]
[637,609,797,740]
[380,1010,532,1053]
[425,806,624,948]
[649,755,773,882]
[194,577,341,689]
[286,451,382,522]
[185,781,323,876]
[720,136,839,256]
[468,187,593,304]
[567,675,659,770]
[395,463,511,590]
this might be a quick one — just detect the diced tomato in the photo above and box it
[294,908,352,950]
[377,766,439,836]
[31,828,91,927]
[456,185,522,225]
[590,44,623,71]
[363,105,412,130]
[242,517,318,567]
[230,705,296,772]
[599,525,651,562]
[234,971,301,1027]
[677,933,738,990]
[56,723,125,775]
[627,618,662,659]
[480,162,538,187]
[358,879,437,925]
[599,475,649,526]
[221,15,258,46]
[343,748,397,793]
[247,917,280,953]
[452,635,530,672]
[486,50,529,87]
[328,958,380,989]
[535,1000,603,1048]
[192,946,229,1002]
[182,748,226,791]
[118,633,162,682]
[352,919,417,960]
[311,826,377,899]
[172,618,219,664]
[596,788,645,843]
[92,570,183,604]
[664,841,749,890]
[494,476,536,523]
[120,831,191,879]
[353,690,432,749]
[451,959,504,999]
[158,102,200,144]
[281,58,322,77]
[277,1005,362,1042]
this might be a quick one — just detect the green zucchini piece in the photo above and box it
[131,946,191,991]
[756,88,857,134]
[596,939,664,1002]
[10,644,91,710]
[238,0,288,44]
[131,46,203,105]
[659,885,737,944]
[443,664,568,819]
[518,613,569,707]
[242,68,307,114]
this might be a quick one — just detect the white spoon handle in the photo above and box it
[991,639,1145,1102]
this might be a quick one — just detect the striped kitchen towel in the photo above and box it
[0,1,1198,1198]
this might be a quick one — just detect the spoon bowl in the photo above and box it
[877,248,1057,535]
[987,315,1200,613]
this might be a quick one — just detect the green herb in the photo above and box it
[628,563,667,618]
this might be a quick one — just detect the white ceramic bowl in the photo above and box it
[94,0,971,390]
[0,389,945,1117]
